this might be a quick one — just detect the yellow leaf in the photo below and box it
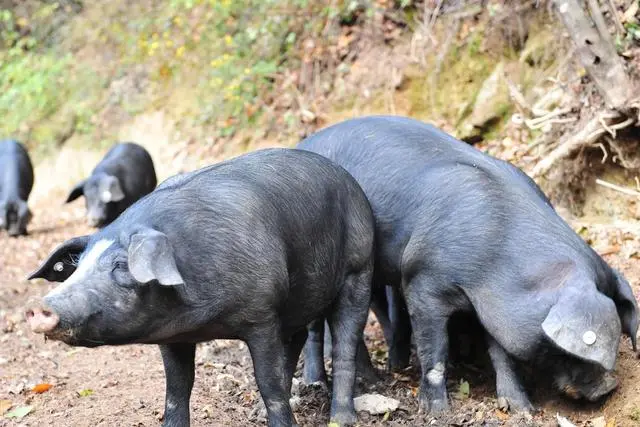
[32,383,53,394]
[0,400,13,416]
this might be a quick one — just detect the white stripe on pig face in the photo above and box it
[46,239,114,298]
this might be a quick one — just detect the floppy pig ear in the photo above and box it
[100,176,125,203]
[128,228,184,286]
[542,286,621,370]
[27,236,90,282]
[611,270,639,351]
[65,180,86,203]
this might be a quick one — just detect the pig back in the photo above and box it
[117,148,375,294]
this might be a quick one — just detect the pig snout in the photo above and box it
[25,305,60,333]
[583,372,618,402]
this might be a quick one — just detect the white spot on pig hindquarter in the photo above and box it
[426,362,445,386]
[47,239,114,297]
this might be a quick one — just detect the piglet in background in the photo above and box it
[0,139,34,237]
[66,142,157,227]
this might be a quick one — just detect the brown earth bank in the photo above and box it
[1,176,640,427]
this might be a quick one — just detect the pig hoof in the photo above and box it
[330,410,357,426]
[497,396,534,413]
[388,350,411,372]
[419,397,449,414]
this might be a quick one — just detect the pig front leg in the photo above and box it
[487,335,534,412]
[247,325,297,427]
[303,319,328,385]
[404,276,450,413]
[159,343,196,427]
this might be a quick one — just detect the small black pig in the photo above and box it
[66,142,157,227]
[0,139,34,237]
[298,115,639,413]
[27,148,374,427]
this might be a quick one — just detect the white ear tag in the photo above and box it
[583,330,597,345]
[101,191,112,203]
[53,262,64,272]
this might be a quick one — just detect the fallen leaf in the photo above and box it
[77,389,94,397]
[494,410,509,421]
[382,411,391,422]
[4,405,33,419]
[606,417,616,427]
[31,383,53,394]
[0,400,12,416]
[458,380,470,398]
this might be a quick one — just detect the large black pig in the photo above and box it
[298,115,639,413]
[26,148,374,427]
[65,142,157,227]
[0,139,34,237]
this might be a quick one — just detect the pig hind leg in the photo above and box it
[303,319,328,385]
[327,266,373,425]
[246,323,296,427]
[404,275,452,414]
[386,285,412,371]
[285,328,309,393]
[159,343,196,427]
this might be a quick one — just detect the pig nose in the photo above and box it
[25,306,60,333]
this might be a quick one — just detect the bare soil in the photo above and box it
[1,188,640,427]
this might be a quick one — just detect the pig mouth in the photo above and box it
[44,329,105,348]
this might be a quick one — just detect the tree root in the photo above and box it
[531,111,635,178]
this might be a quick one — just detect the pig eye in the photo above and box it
[112,261,128,272]
[111,261,133,287]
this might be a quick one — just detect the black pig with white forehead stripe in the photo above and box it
[298,115,639,413]
[65,142,157,227]
[27,148,375,427]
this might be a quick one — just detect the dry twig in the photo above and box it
[596,178,640,197]
[606,0,625,35]
[531,110,636,177]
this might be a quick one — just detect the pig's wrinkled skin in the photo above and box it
[66,142,157,227]
[297,115,639,413]
[0,139,34,237]
[27,148,375,427]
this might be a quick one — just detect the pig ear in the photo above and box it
[542,286,621,370]
[128,229,184,286]
[611,270,639,351]
[65,180,86,203]
[100,176,125,203]
[27,236,90,282]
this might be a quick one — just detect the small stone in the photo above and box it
[497,397,509,411]
[354,393,400,415]
[556,414,577,427]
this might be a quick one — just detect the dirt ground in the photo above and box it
[1,178,640,427]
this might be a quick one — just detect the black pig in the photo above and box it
[66,142,157,227]
[298,115,639,413]
[0,139,34,236]
[27,148,374,427]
